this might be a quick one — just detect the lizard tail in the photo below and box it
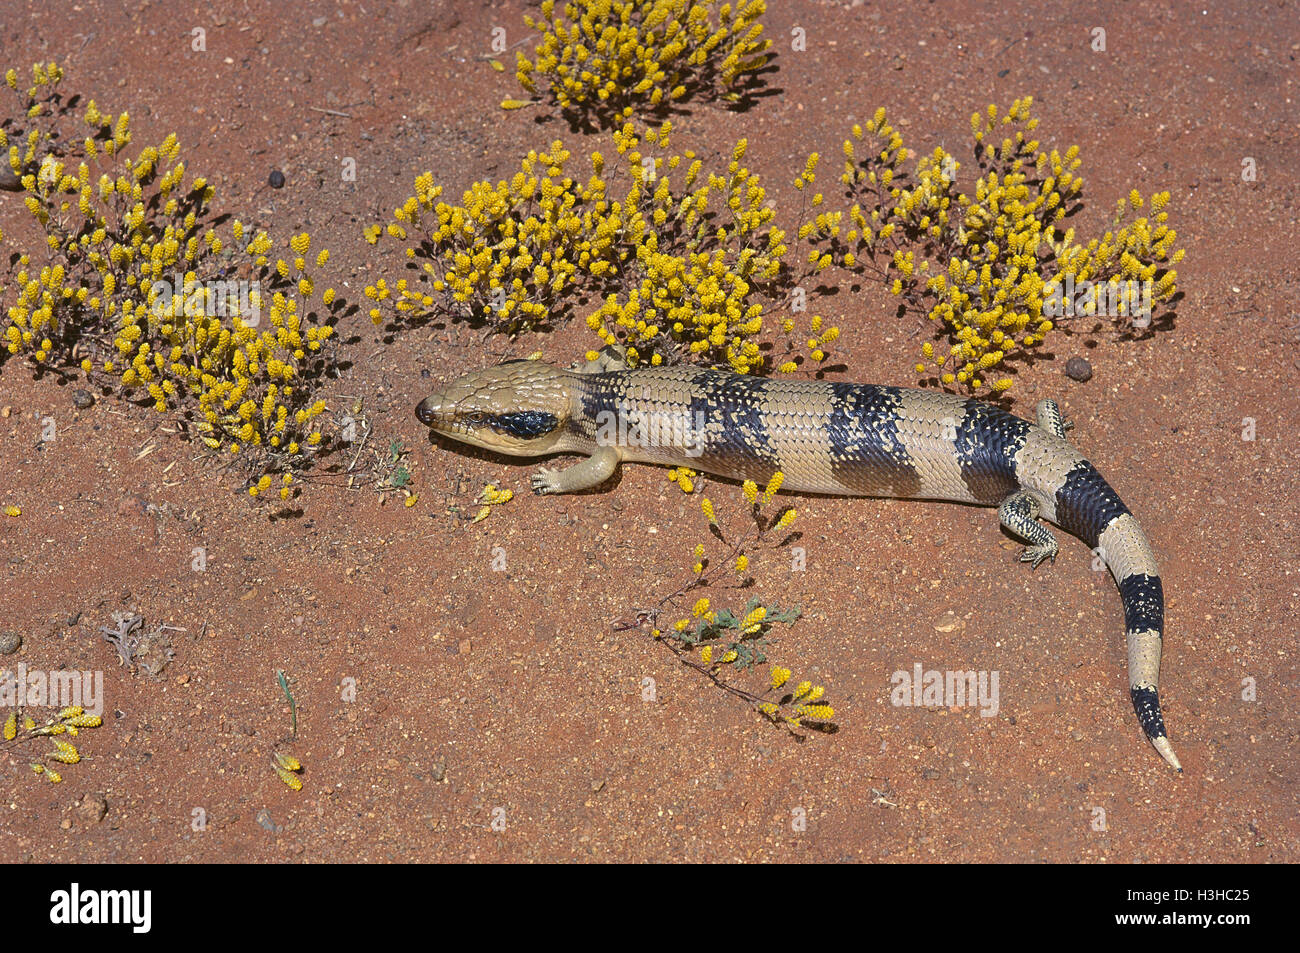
[1051,458,1182,772]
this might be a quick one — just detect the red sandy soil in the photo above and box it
[0,0,1296,862]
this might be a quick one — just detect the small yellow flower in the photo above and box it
[762,471,783,503]
[797,704,835,721]
[275,765,303,790]
[273,751,302,771]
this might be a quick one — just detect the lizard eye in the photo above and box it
[467,411,488,424]
[489,411,559,439]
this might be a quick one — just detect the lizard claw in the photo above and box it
[531,467,561,495]
[1019,544,1057,569]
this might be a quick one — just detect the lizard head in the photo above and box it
[415,359,572,456]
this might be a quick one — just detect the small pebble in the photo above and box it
[268,169,286,189]
[1064,356,1093,382]
[72,389,94,410]
[0,631,20,654]
[933,611,965,633]
[77,793,108,824]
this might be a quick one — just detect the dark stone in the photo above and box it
[1064,356,1093,381]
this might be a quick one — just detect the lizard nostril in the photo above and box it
[415,400,436,426]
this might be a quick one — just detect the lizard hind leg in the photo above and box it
[998,490,1059,569]
[1034,398,1074,439]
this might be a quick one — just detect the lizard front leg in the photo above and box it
[531,445,622,494]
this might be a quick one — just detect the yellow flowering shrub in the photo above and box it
[367,123,800,374]
[802,98,1184,393]
[0,62,342,497]
[509,0,771,125]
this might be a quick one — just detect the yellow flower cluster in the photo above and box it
[0,62,340,495]
[370,124,785,373]
[510,0,771,123]
[739,604,766,633]
[667,594,794,672]
[585,130,783,372]
[273,750,304,790]
[773,311,841,372]
[471,483,514,522]
[2,702,104,784]
[666,465,696,492]
[641,470,818,726]
[803,99,1184,393]
[759,669,833,726]
[364,143,600,332]
[0,62,72,185]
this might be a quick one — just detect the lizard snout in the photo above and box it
[415,397,440,427]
